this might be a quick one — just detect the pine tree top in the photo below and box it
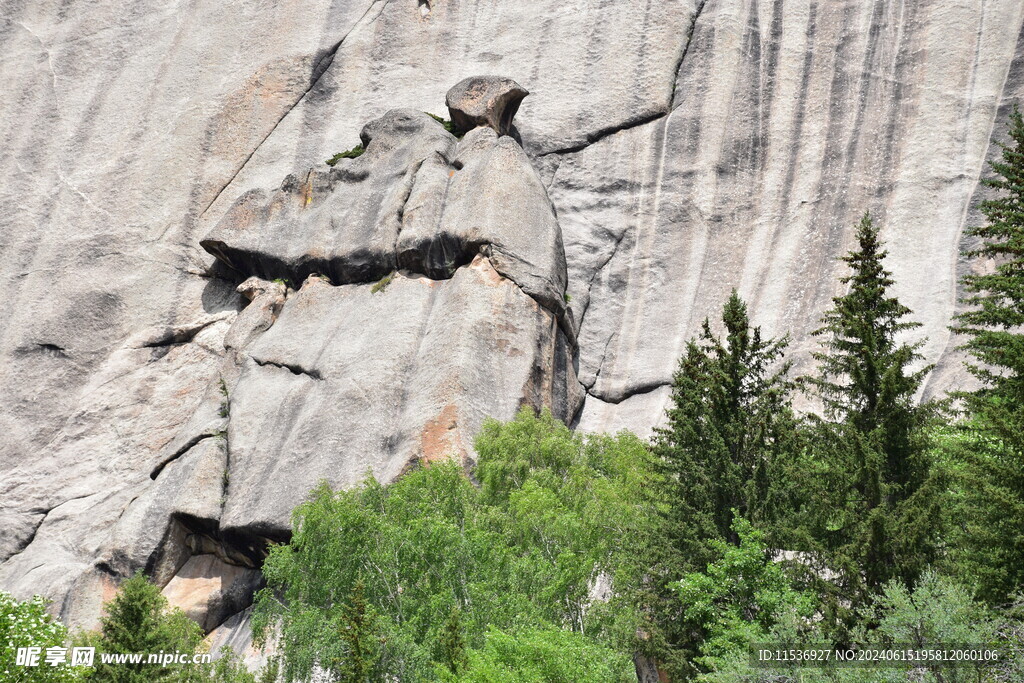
[805,213,929,423]
[956,105,1024,335]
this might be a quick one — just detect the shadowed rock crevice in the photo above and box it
[5,512,48,561]
[137,319,224,349]
[669,0,710,109]
[34,342,68,357]
[586,380,672,405]
[146,514,271,633]
[150,433,221,480]
[537,110,668,158]
[250,356,323,381]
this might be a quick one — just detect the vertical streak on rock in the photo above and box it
[670,0,710,110]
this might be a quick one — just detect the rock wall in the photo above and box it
[1,0,1023,641]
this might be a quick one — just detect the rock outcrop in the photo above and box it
[201,105,580,538]
[1,0,1023,657]
[445,76,529,136]
[0,90,579,635]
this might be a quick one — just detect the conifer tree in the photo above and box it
[438,605,468,675]
[802,213,941,618]
[653,290,798,566]
[334,579,379,683]
[952,105,1024,603]
[91,573,204,682]
[649,295,800,679]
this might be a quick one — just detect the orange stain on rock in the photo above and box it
[419,403,465,464]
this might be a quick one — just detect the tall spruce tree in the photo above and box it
[802,213,941,621]
[649,291,799,678]
[952,105,1024,604]
[653,290,798,565]
[333,579,381,683]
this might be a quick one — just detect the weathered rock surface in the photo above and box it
[398,125,570,325]
[551,0,1024,429]
[1,0,1023,660]
[222,257,579,535]
[204,110,570,329]
[162,554,263,632]
[202,110,456,286]
[1,61,579,637]
[446,76,529,136]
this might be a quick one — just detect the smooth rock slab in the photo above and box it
[220,257,580,535]
[551,0,1024,424]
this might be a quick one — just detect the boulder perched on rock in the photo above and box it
[445,76,529,136]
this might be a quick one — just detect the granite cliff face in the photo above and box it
[2,0,1023,649]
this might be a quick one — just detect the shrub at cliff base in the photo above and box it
[252,408,662,682]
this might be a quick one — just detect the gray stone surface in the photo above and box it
[222,257,578,535]
[202,110,457,286]
[399,125,570,326]
[446,75,529,136]
[162,554,264,633]
[1,50,579,632]
[550,0,1024,433]
[1,0,1023,656]
[205,110,570,329]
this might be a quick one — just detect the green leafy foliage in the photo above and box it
[207,648,257,683]
[671,517,815,678]
[370,271,395,294]
[253,408,661,681]
[82,573,204,682]
[1,592,85,682]
[851,570,1013,681]
[442,627,635,683]
[218,379,230,418]
[696,569,1014,683]
[647,291,803,675]
[326,144,365,165]
[331,579,381,683]
[437,607,468,676]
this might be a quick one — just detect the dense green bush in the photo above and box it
[252,408,661,681]
[442,627,634,683]
[1,591,85,682]
[80,573,203,682]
